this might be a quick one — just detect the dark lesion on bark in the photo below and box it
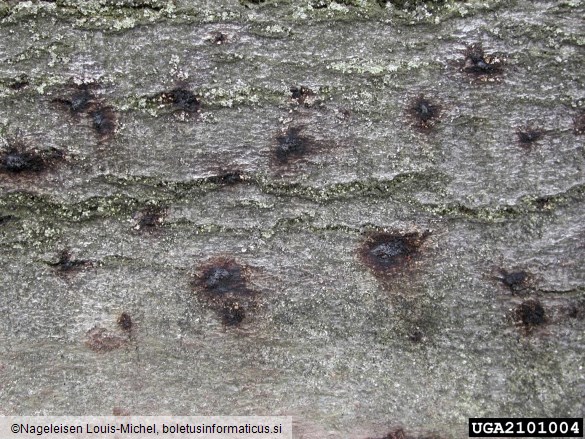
[406,95,442,131]
[158,87,201,114]
[47,248,94,275]
[132,206,168,232]
[496,269,532,294]
[52,83,117,141]
[461,43,504,80]
[516,126,544,146]
[0,133,65,176]
[358,231,430,279]
[191,257,259,327]
[512,299,547,332]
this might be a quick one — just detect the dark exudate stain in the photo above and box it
[274,126,313,164]
[513,299,547,329]
[48,249,92,275]
[516,126,544,146]
[497,269,530,294]
[117,312,133,331]
[359,231,429,276]
[89,105,117,140]
[53,86,96,115]
[193,258,253,300]
[53,84,118,141]
[133,206,167,231]
[220,299,246,326]
[574,110,585,135]
[161,88,201,113]
[0,147,46,174]
[191,257,257,327]
[0,136,64,176]
[207,170,246,185]
[462,43,503,78]
[407,95,442,130]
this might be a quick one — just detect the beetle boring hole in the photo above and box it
[240,0,266,5]
[358,231,430,278]
[408,330,424,343]
[407,95,442,130]
[211,32,228,45]
[462,43,503,79]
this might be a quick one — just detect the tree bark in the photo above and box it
[1,1,584,438]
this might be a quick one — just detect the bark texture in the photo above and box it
[0,1,584,438]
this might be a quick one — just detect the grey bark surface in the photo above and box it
[0,0,584,438]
